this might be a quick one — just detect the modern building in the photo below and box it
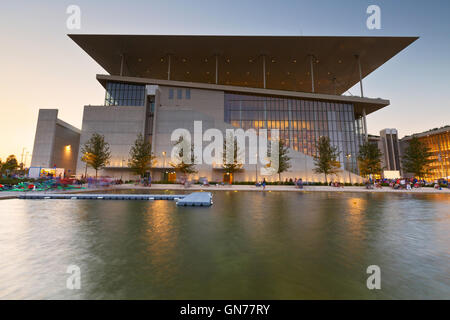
[31,35,417,182]
[30,109,80,178]
[400,126,450,180]
[379,128,402,178]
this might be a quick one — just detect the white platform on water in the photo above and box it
[176,192,213,206]
[17,192,212,206]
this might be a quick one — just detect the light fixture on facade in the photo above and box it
[65,145,71,152]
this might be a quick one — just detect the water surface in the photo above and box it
[0,191,449,299]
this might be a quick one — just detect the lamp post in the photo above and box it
[255,153,258,183]
[20,147,26,169]
[162,151,167,182]
[121,159,125,180]
[346,154,352,185]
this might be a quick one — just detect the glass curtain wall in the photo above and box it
[224,93,364,173]
[105,82,146,106]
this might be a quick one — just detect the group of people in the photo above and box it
[364,177,450,190]
[293,178,304,189]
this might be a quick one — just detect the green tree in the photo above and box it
[313,136,341,184]
[1,155,19,176]
[402,136,433,179]
[276,139,292,182]
[81,133,111,179]
[222,133,243,184]
[357,141,383,177]
[171,135,197,179]
[128,134,155,178]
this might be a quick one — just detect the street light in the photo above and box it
[346,154,352,185]
[255,152,258,183]
[162,152,167,182]
[121,159,125,180]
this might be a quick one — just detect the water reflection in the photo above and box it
[0,192,449,299]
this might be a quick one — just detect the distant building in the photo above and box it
[379,129,401,172]
[367,130,401,179]
[400,126,450,180]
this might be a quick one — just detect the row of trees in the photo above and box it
[312,135,433,183]
[80,132,293,182]
[81,133,156,179]
[81,131,433,182]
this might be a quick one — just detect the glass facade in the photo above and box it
[105,82,146,106]
[224,93,365,172]
[414,130,450,180]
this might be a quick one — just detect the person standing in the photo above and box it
[262,178,266,190]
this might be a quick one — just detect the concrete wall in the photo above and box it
[31,109,58,168]
[52,121,80,175]
[76,105,146,178]
[31,109,80,175]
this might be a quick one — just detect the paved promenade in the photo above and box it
[116,183,450,194]
[2,183,450,200]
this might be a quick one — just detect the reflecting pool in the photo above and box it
[0,191,449,299]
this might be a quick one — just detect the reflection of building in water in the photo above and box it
[400,126,450,180]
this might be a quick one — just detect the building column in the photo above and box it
[362,108,368,142]
[215,55,219,85]
[309,55,315,93]
[120,54,124,76]
[356,54,364,97]
[167,54,171,80]
[262,55,266,89]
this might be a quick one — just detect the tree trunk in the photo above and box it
[279,172,281,182]
[324,174,328,185]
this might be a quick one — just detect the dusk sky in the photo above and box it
[1,0,449,163]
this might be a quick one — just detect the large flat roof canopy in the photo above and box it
[69,34,417,95]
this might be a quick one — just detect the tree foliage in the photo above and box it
[170,135,197,177]
[81,133,111,179]
[0,155,19,175]
[276,139,292,181]
[357,141,383,177]
[402,136,433,179]
[222,133,243,183]
[128,134,155,178]
[313,136,341,183]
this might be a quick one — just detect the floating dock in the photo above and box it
[17,192,212,206]
[176,192,213,206]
